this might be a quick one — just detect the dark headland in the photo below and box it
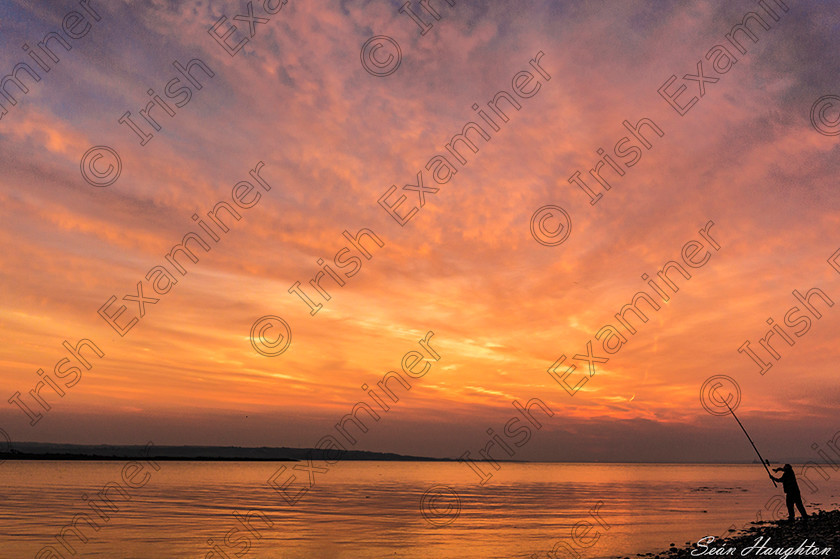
[631,509,840,559]
[0,442,451,461]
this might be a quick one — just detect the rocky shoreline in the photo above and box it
[628,509,840,559]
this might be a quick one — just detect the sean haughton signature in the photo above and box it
[692,536,832,558]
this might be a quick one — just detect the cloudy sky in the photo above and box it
[0,0,838,462]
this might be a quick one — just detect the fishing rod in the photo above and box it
[724,400,777,487]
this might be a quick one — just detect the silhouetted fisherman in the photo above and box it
[769,464,808,523]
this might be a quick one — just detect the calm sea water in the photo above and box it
[2,462,838,558]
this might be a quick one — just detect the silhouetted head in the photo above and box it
[784,464,793,473]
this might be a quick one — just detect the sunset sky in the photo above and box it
[1,0,838,463]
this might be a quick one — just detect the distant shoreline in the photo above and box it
[0,443,454,462]
[0,453,300,461]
